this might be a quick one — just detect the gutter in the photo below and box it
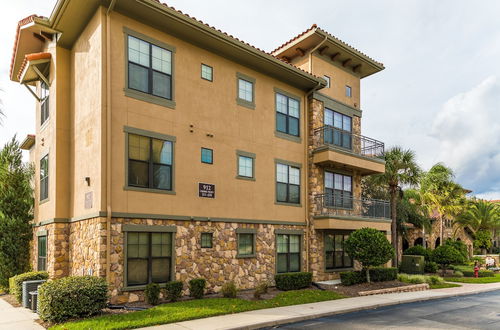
[304,32,327,273]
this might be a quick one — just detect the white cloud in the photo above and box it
[431,76,500,198]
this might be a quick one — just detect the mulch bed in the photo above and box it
[0,294,21,308]
[325,280,411,297]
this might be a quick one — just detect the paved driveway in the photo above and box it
[267,290,500,329]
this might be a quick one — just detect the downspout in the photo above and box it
[105,0,117,283]
[304,32,327,273]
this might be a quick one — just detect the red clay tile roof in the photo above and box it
[271,24,384,68]
[17,52,51,81]
[9,15,43,80]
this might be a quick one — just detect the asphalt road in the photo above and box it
[264,290,500,330]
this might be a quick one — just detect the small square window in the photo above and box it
[201,64,213,81]
[238,155,253,178]
[201,148,213,164]
[201,233,213,248]
[237,233,255,257]
[238,78,253,102]
[323,75,330,88]
[345,85,352,98]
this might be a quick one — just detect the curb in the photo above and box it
[229,285,500,330]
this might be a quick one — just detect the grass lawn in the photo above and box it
[446,273,500,284]
[429,283,461,289]
[51,289,345,330]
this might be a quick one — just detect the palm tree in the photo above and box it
[370,147,421,266]
[420,164,466,245]
[455,199,500,233]
[402,188,433,248]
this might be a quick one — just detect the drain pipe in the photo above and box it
[105,0,116,283]
[304,32,327,273]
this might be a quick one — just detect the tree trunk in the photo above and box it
[366,267,371,283]
[390,186,398,267]
[440,214,444,247]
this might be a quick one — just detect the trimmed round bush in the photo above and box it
[221,281,238,298]
[274,272,312,291]
[189,278,206,299]
[432,245,465,271]
[9,271,49,303]
[145,283,160,305]
[424,261,439,273]
[164,281,183,302]
[403,245,431,260]
[38,276,108,323]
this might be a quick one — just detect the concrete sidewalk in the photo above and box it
[142,282,500,330]
[0,296,44,330]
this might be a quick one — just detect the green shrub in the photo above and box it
[144,283,160,305]
[340,271,365,286]
[445,239,468,262]
[428,275,444,285]
[398,273,444,285]
[453,271,464,277]
[479,270,494,277]
[340,268,397,286]
[221,281,238,298]
[274,272,312,291]
[400,255,425,274]
[432,245,465,272]
[189,278,206,299]
[9,271,49,303]
[38,276,108,323]
[403,245,431,260]
[253,282,268,299]
[471,256,485,264]
[425,261,439,273]
[164,281,183,302]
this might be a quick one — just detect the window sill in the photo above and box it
[39,198,50,205]
[275,201,302,208]
[236,98,255,110]
[325,267,354,273]
[124,186,176,195]
[274,131,302,144]
[122,283,168,292]
[40,119,49,132]
[236,254,256,259]
[236,175,255,181]
[124,88,176,109]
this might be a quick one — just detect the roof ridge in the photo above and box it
[270,24,318,54]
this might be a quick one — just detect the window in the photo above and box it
[236,73,255,109]
[324,108,352,149]
[40,155,49,201]
[323,75,330,88]
[37,235,47,271]
[325,172,352,208]
[238,156,253,178]
[127,35,172,100]
[126,232,172,286]
[237,233,255,257]
[40,81,49,125]
[276,163,300,204]
[201,233,213,248]
[325,232,353,270]
[345,85,352,97]
[128,133,173,191]
[201,64,213,81]
[277,234,301,273]
[276,93,300,137]
[201,148,213,164]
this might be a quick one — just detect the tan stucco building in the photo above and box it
[11,0,390,303]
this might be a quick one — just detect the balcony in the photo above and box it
[312,126,385,175]
[313,193,391,230]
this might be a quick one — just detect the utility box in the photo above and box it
[22,280,46,309]
[400,255,425,274]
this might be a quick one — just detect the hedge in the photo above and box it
[340,267,397,286]
[9,271,49,303]
[461,269,494,278]
[38,276,108,323]
[274,272,312,291]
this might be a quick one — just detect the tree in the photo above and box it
[344,228,394,283]
[431,245,464,274]
[420,163,466,245]
[444,238,468,261]
[474,230,493,255]
[454,199,500,234]
[369,147,421,266]
[0,137,34,287]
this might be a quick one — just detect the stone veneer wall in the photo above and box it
[68,218,107,277]
[108,218,306,304]
[32,223,70,278]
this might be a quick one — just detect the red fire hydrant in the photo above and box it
[474,264,479,278]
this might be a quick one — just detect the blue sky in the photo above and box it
[1,0,499,199]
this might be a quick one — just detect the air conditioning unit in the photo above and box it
[22,280,46,309]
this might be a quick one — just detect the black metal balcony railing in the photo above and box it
[314,193,391,219]
[313,126,385,158]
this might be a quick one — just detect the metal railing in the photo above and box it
[313,126,385,158]
[314,193,391,219]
